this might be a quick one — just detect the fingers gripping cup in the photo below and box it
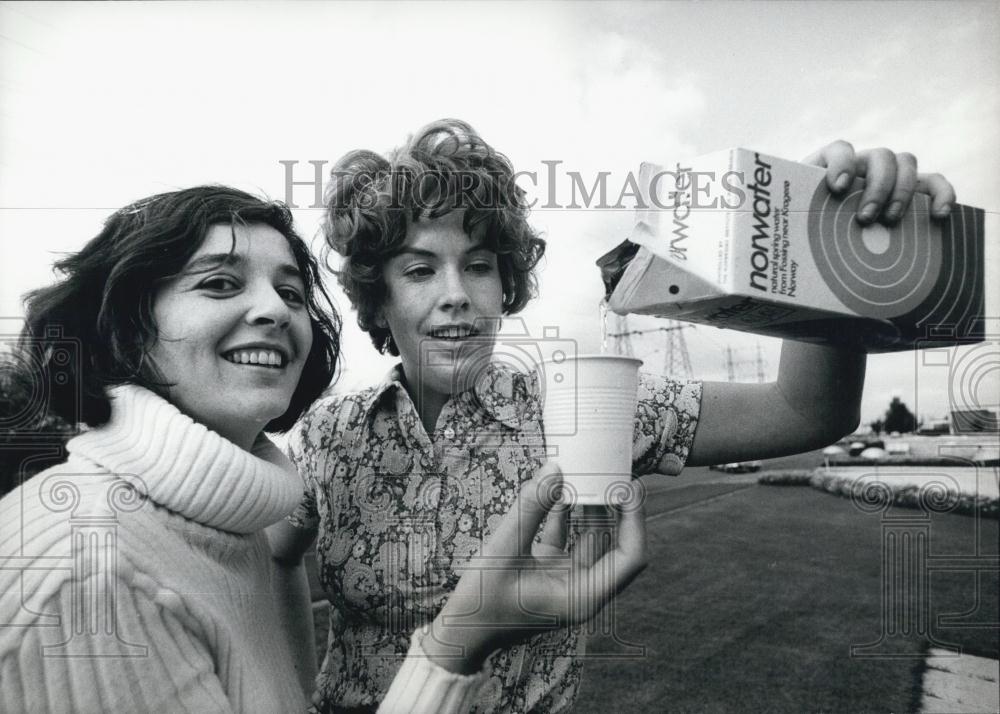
[536,355,642,506]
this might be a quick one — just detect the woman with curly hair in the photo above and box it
[269,119,958,712]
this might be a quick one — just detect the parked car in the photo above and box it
[849,441,868,456]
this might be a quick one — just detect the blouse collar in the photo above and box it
[362,362,532,430]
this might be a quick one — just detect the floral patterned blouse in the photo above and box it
[286,362,702,713]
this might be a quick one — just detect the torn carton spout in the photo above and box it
[598,149,986,353]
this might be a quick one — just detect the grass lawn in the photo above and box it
[573,484,999,713]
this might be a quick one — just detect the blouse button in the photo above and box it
[443,426,456,440]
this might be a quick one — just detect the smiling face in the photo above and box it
[147,223,313,448]
[380,210,503,408]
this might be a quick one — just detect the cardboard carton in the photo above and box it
[599,149,985,352]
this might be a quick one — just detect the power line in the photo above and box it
[607,316,694,379]
[723,342,767,383]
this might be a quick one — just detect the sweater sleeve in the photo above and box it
[377,626,486,714]
[0,575,234,714]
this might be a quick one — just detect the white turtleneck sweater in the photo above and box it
[0,386,483,713]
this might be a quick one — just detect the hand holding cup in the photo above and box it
[423,463,648,674]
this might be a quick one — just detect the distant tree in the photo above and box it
[869,418,885,436]
[883,397,918,434]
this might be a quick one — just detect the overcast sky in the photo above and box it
[1,1,997,425]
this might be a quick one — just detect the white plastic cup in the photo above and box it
[535,354,642,506]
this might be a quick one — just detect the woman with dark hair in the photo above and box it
[0,186,340,712]
[0,185,643,713]
[271,119,958,712]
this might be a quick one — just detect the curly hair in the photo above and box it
[16,185,341,432]
[323,119,546,355]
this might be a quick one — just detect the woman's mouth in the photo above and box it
[222,348,288,368]
[428,324,481,341]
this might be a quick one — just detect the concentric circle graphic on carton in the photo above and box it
[806,183,943,318]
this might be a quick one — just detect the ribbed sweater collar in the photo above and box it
[67,384,303,534]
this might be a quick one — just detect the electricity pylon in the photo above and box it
[607,316,694,380]
[724,342,767,383]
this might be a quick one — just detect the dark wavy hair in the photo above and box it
[323,118,546,355]
[14,185,340,432]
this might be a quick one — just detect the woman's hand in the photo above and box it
[422,463,648,674]
[803,141,956,224]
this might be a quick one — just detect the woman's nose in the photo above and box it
[438,267,471,311]
[245,284,292,327]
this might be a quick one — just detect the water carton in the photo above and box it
[599,149,986,352]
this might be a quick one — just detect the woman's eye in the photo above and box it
[199,276,239,291]
[468,261,494,274]
[403,266,434,279]
[279,287,306,305]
